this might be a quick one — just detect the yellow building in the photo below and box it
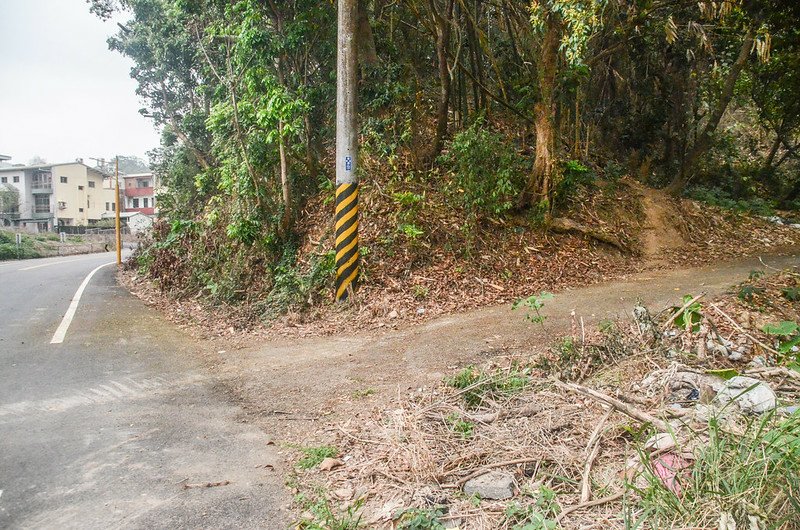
[0,161,118,232]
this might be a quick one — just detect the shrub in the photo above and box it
[441,118,525,220]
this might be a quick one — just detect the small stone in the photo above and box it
[716,376,777,414]
[416,307,425,315]
[388,310,399,319]
[727,350,743,361]
[463,470,515,500]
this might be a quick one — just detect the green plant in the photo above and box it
[625,412,800,528]
[512,292,554,327]
[395,507,446,530]
[782,287,800,302]
[763,321,800,366]
[392,191,424,207]
[295,493,363,530]
[670,294,703,332]
[440,117,524,221]
[445,413,475,439]
[553,159,594,210]
[398,223,424,240]
[295,445,339,470]
[446,364,531,408]
[412,285,428,300]
[352,388,375,399]
[504,487,560,529]
[738,284,766,304]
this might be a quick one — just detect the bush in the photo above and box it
[688,186,776,216]
[441,119,525,220]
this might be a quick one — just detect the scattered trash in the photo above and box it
[716,376,777,414]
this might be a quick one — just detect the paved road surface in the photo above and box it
[0,253,287,529]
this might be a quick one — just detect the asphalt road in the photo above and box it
[0,253,287,529]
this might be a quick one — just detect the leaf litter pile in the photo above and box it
[293,269,800,529]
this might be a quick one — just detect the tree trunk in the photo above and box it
[424,0,455,165]
[357,0,379,67]
[666,25,756,195]
[518,15,560,210]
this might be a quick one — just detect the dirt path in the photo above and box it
[205,253,798,447]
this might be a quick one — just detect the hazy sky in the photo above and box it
[0,0,161,165]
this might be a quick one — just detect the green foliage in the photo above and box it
[626,412,800,528]
[295,445,338,470]
[512,292,554,326]
[784,287,800,302]
[446,364,531,408]
[504,487,560,529]
[395,508,446,530]
[445,413,475,439]
[295,494,363,530]
[737,284,765,304]
[441,119,525,220]
[687,187,776,217]
[671,295,703,332]
[553,160,594,210]
[398,223,424,240]
[763,321,800,360]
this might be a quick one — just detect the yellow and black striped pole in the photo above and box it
[335,182,358,300]
[335,0,359,301]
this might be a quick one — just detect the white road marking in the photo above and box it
[50,262,115,344]
[0,374,206,421]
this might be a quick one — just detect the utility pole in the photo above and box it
[115,156,122,266]
[334,0,359,302]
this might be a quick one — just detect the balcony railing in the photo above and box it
[124,187,154,197]
[32,184,53,194]
[126,207,155,215]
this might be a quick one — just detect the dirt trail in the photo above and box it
[208,253,798,444]
[636,185,685,259]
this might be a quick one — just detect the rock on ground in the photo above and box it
[463,470,515,500]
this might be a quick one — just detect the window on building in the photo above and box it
[112,203,115,212]
[34,195,50,213]
[13,176,19,183]
[78,185,84,190]
[88,181,95,188]
[105,202,110,211]
[79,208,84,213]
[58,201,66,210]
[133,198,140,208]
[0,177,6,183]
[138,179,150,188]
[60,176,68,183]
[143,198,149,208]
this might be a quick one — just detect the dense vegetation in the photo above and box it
[90,0,800,316]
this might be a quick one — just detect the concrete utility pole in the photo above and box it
[334,0,360,302]
[115,156,122,266]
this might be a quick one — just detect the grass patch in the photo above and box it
[446,364,531,408]
[626,411,800,528]
[295,491,363,530]
[295,445,339,470]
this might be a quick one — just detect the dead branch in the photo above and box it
[708,303,781,357]
[555,380,670,432]
[580,408,611,503]
[556,492,624,524]
[182,480,231,490]
[550,217,628,252]
[664,293,706,328]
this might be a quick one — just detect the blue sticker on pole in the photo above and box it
[345,156,352,172]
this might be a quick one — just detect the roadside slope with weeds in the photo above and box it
[286,267,800,529]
